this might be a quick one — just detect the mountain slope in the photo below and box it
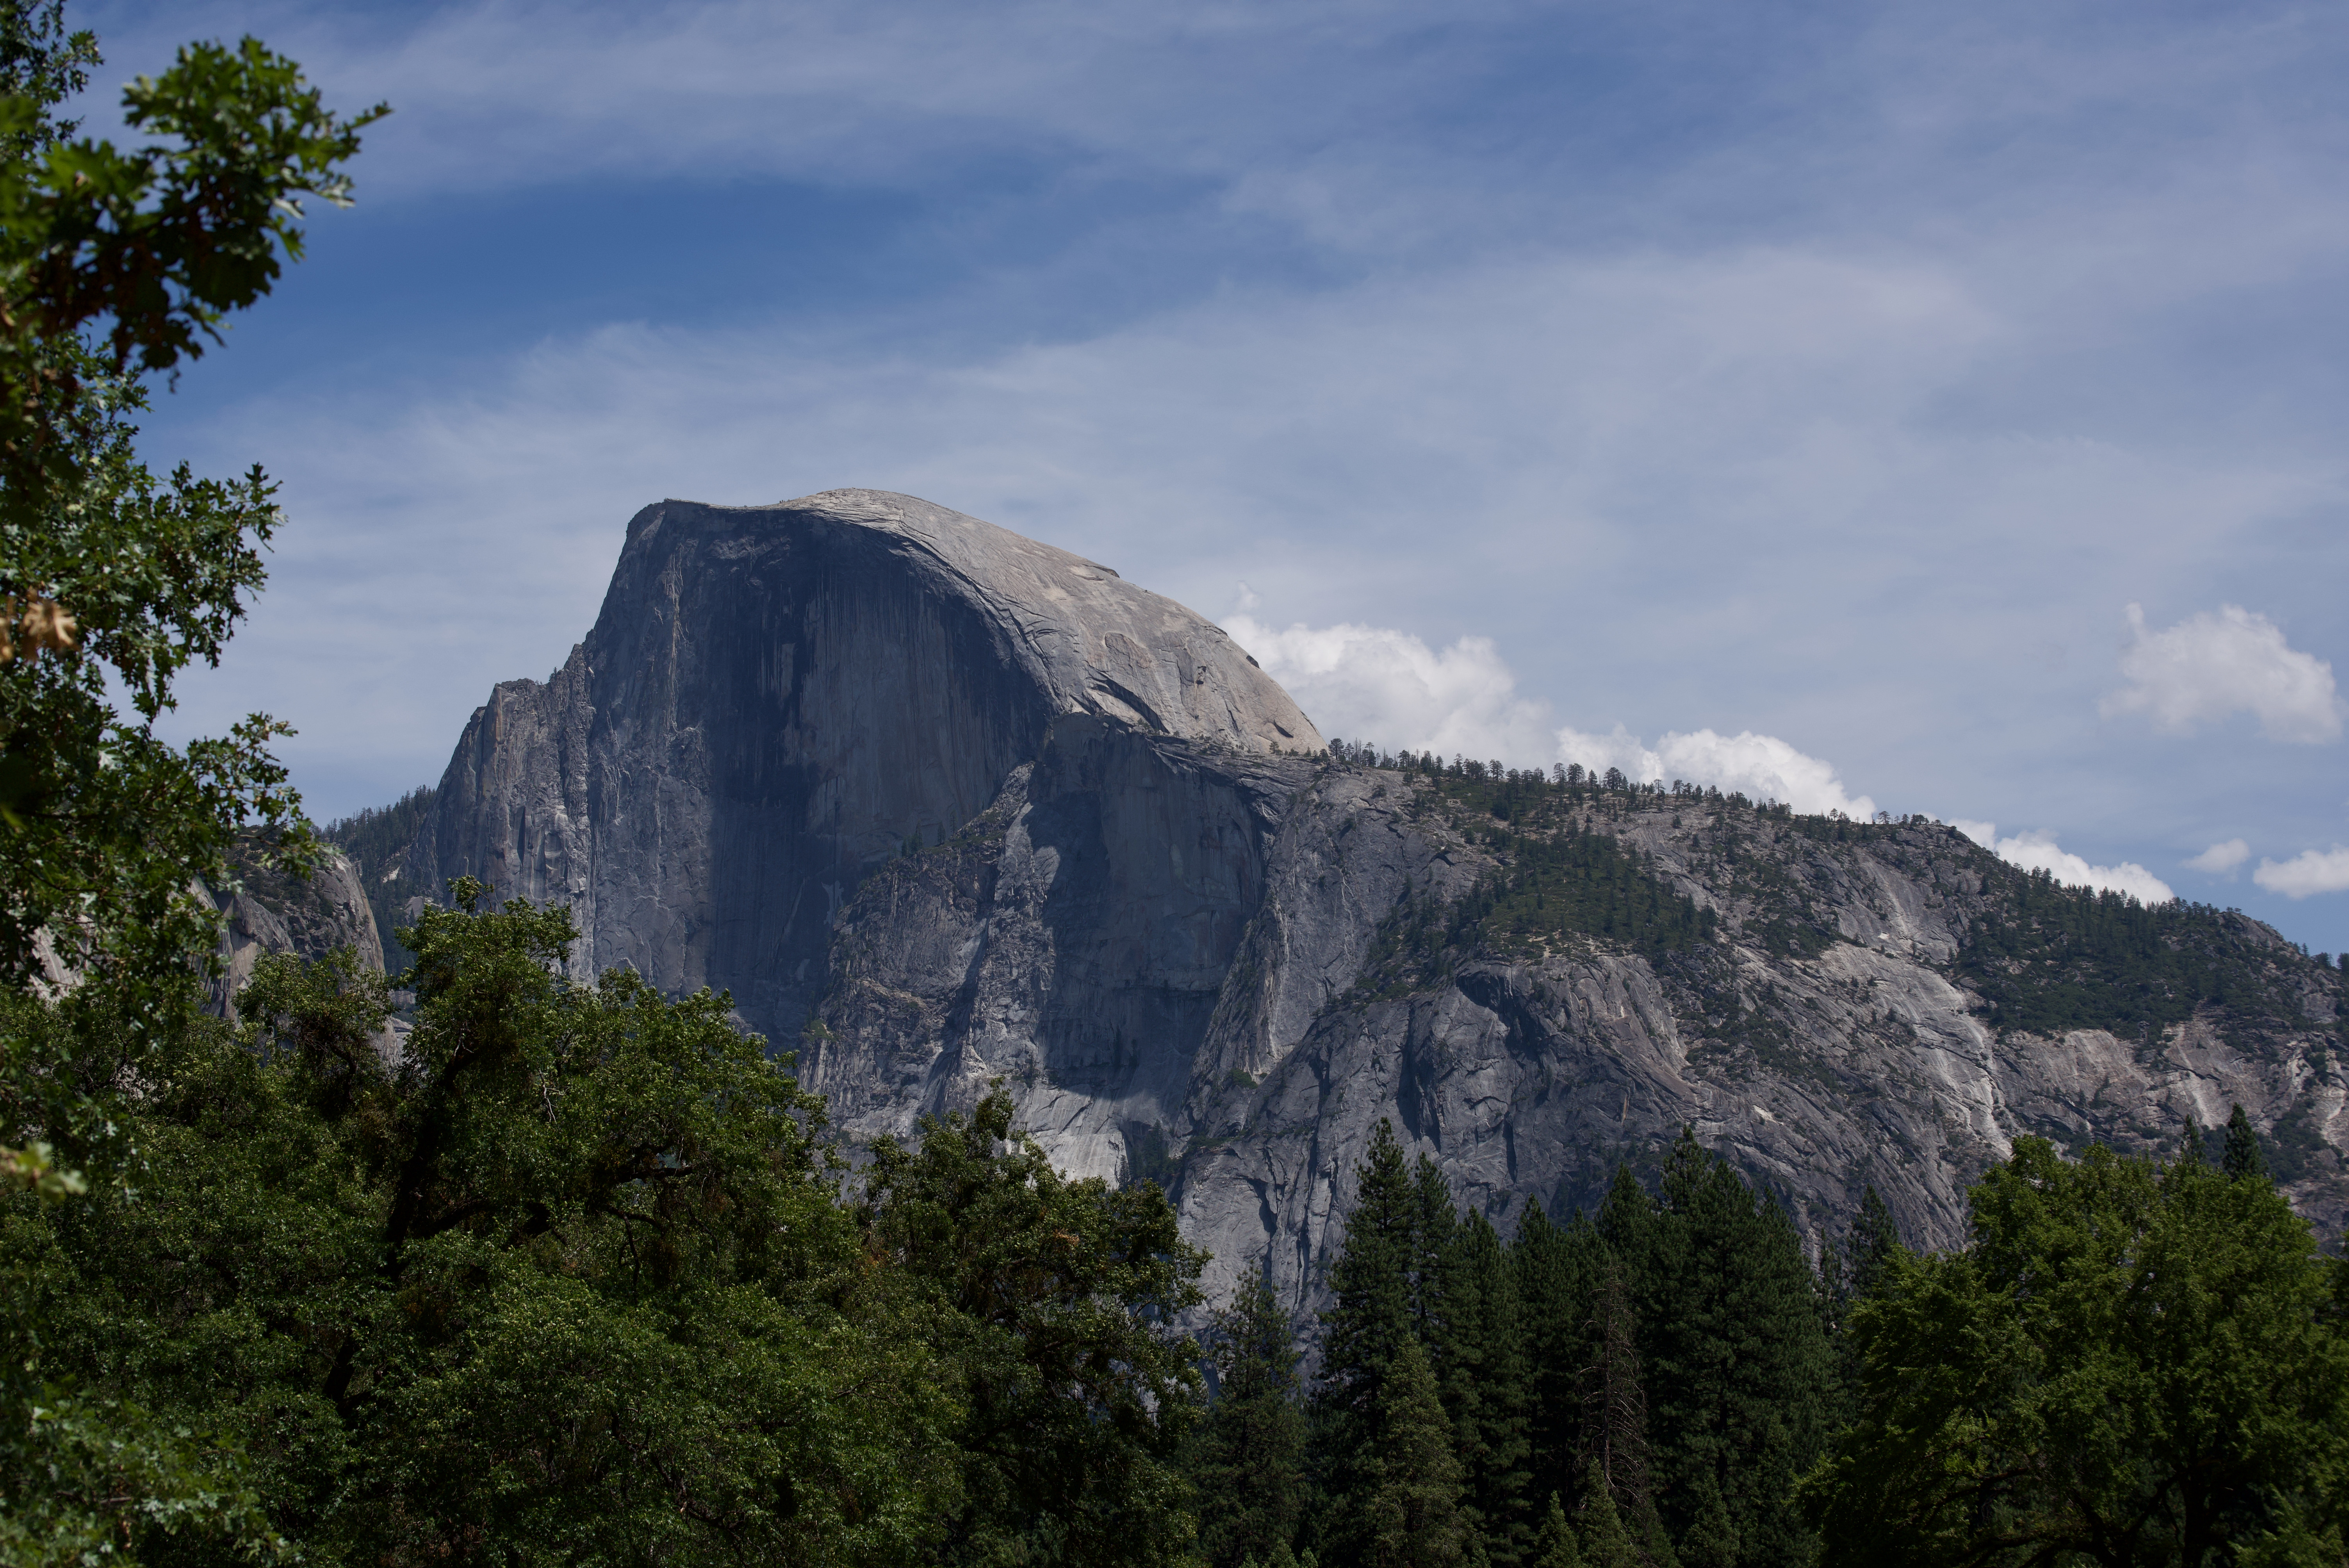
[364,489,2343,1329]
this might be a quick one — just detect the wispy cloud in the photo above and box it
[99,0,2349,959]
[2103,603,2344,743]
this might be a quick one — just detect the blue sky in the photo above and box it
[77,0,2349,951]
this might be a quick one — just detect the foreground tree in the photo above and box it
[0,4,382,1555]
[1803,1135,2349,1565]
[6,887,962,1564]
[0,0,383,1012]
[1192,1264,1310,1568]
[861,1083,1207,1567]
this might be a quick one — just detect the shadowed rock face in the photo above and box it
[402,490,1321,1040]
[396,487,2349,1338]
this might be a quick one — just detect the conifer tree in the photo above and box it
[1195,1264,1310,1568]
[1572,1460,1646,1568]
[1843,1184,1902,1302]
[1317,1119,1431,1552]
[1358,1338,1469,1568]
[1676,1472,1738,1568]
[2225,1102,2269,1181]
[1532,1493,1582,1568]
[1618,1132,1833,1568]
[1324,1121,1422,1407]
[1414,1153,1464,1337]
[1515,1204,1608,1518]
[1579,1256,1651,1514]
[1448,1208,1534,1566]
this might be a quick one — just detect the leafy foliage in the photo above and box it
[0,0,380,1016]
[7,884,970,1565]
[1804,1137,2349,1566]
[860,1084,1208,1567]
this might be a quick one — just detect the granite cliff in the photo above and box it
[365,489,2348,1327]
[397,490,1318,1037]
[202,845,383,1020]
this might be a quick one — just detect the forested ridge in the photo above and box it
[1319,738,2345,1048]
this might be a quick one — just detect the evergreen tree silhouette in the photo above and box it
[2225,1102,2269,1181]
[1359,1338,1469,1568]
[1194,1264,1310,1568]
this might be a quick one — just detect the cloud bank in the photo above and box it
[2254,848,2349,899]
[2104,604,2344,743]
[1230,606,2181,906]
[1553,727,1878,819]
[1954,822,2176,904]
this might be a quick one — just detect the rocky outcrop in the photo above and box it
[402,490,1321,1041]
[203,846,384,1017]
[396,488,2349,1335]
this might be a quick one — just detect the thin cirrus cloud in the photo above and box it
[88,0,2349,957]
[2102,604,2344,744]
[2254,848,2349,900]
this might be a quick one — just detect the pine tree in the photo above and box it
[1194,1265,1310,1568]
[1358,1338,1469,1568]
[1843,1184,1902,1302]
[1625,1132,1834,1568]
[1413,1154,1464,1337]
[1448,1208,1533,1566]
[2225,1102,2269,1181]
[1514,1204,1609,1520]
[1578,1256,1650,1513]
[1572,1460,1644,1568]
[1676,1471,1738,1568]
[1532,1493,1582,1568]
[1323,1121,1422,1413]
[1824,1183,1905,1433]
[1316,1120,1437,1556]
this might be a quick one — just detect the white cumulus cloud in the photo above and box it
[1221,610,1559,763]
[1554,727,1878,819]
[1226,608,1880,817]
[2253,846,2349,899]
[2185,838,2251,875]
[1954,822,2176,903]
[2103,603,2344,743]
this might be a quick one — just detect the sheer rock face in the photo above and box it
[401,490,1322,1041]
[397,488,2349,1331]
